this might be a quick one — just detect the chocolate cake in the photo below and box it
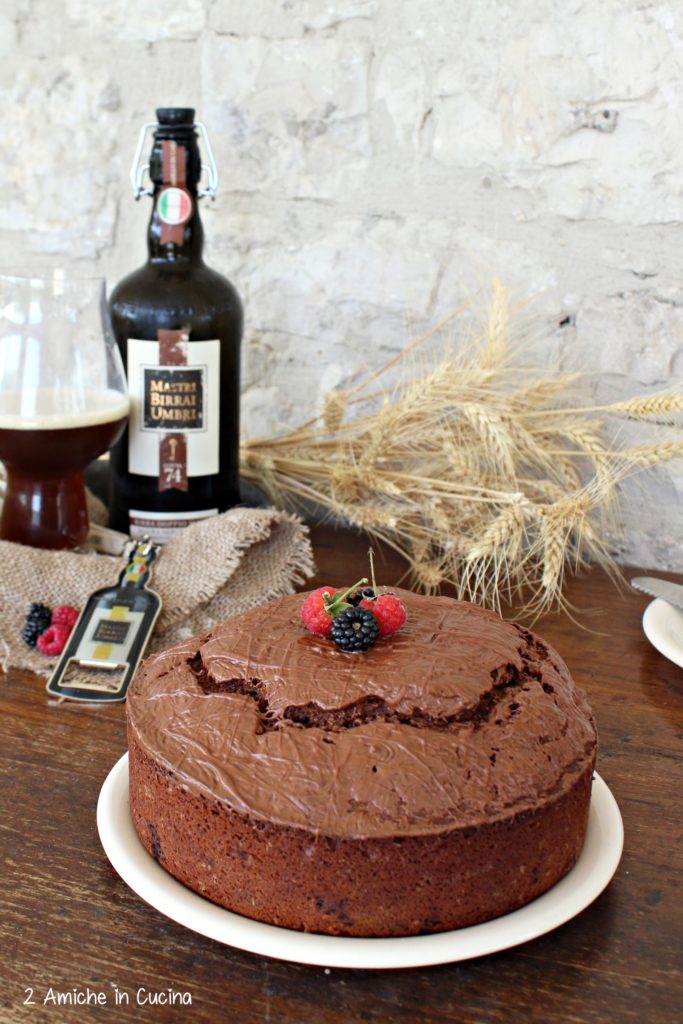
[127,590,597,937]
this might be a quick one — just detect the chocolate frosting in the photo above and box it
[127,590,597,839]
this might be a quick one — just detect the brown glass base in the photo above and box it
[1,468,88,549]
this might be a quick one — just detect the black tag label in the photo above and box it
[143,367,204,430]
[46,539,163,704]
[92,619,132,644]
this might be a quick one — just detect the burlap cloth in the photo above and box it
[0,500,315,677]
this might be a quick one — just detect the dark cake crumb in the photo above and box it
[185,654,534,734]
[148,823,163,863]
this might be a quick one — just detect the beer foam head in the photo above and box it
[0,387,129,430]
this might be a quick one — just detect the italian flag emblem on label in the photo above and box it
[157,187,193,226]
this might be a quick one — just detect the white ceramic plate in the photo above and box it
[97,754,623,970]
[642,598,683,669]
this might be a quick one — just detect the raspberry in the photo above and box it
[301,586,338,636]
[330,607,380,652]
[301,577,370,637]
[51,605,79,629]
[360,593,406,637]
[36,623,71,657]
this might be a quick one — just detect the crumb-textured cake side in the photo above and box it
[127,590,597,937]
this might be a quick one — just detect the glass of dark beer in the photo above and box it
[0,271,129,549]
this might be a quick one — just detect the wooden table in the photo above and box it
[1,525,681,1023]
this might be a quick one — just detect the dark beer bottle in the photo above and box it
[109,107,242,541]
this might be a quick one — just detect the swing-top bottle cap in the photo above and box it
[156,108,195,127]
[131,109,217,200]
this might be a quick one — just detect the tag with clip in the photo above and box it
[46,539,162,703]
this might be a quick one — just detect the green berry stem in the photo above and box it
[323,577,369,618]
[368,548,378,596]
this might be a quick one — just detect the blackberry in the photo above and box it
[330,607,380,652]
[22,603,52,648]
[347,586,375,607]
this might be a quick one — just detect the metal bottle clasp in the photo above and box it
[130,120,219,201]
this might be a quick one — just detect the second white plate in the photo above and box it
[97,754,623,970]
[643,597,683,669]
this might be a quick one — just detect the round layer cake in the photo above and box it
[127,589,597,937]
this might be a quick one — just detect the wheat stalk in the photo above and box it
[240,284,682,618]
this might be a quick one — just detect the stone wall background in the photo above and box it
[1,0,681,567]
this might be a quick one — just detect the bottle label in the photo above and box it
[129,508,218,544]
[127,334,220,486]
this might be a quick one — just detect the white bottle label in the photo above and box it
[127,337,220,479]
[129,508,219,544]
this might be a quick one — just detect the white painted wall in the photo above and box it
[1,1,681,566]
